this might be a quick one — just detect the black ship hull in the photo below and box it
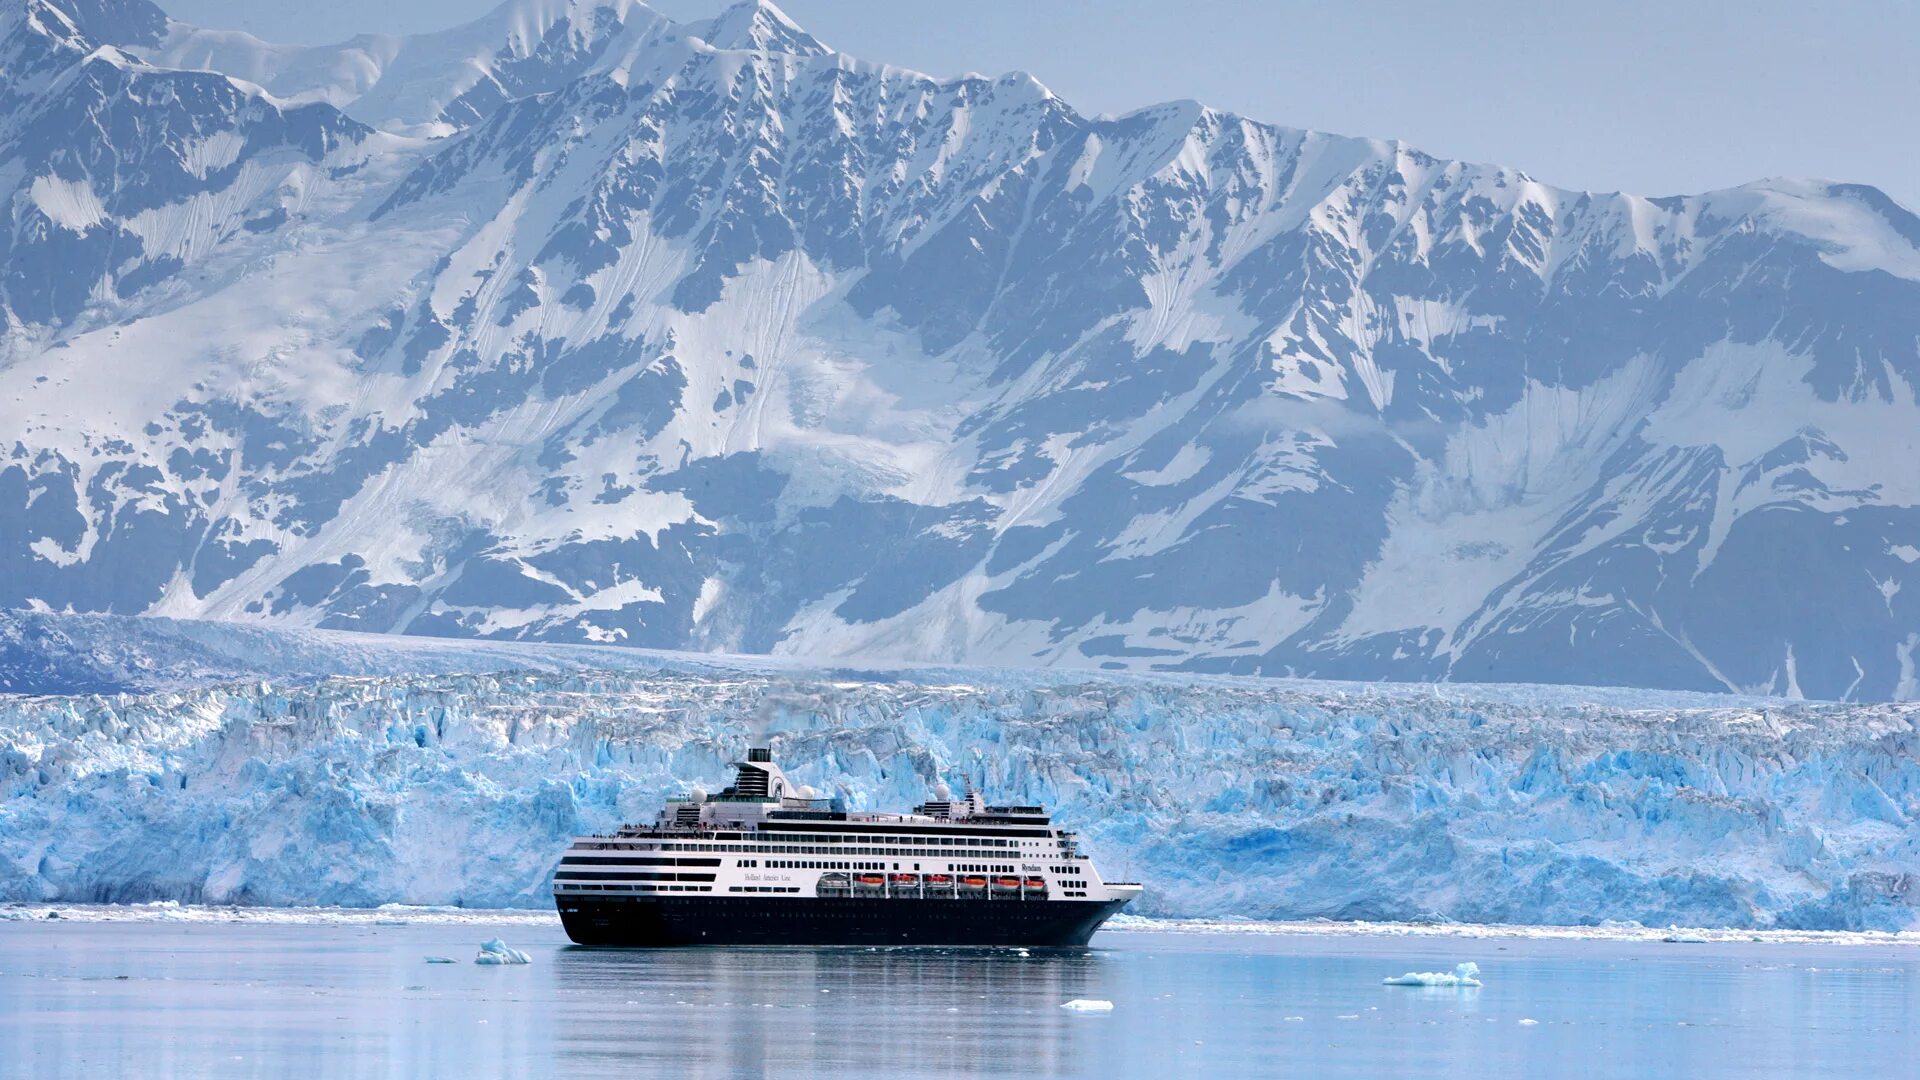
[556,894,1132,947]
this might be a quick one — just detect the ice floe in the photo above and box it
[474,939,532,965]
[1383,962,1482,987]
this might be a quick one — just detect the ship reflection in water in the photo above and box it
[551,944,1105,1077]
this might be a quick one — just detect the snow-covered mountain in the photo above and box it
[3,613,1917,928]
[5,0,1920,700]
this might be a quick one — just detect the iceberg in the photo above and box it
[474,939,531,965]
[1383,962,1482,987]
[2,617,1919,931]
[1060,1000,1115,1012]
[424,956,459,964]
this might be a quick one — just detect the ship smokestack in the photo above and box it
[747,747,773,763]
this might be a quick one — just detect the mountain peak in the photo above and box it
[32,0,166,49]
[686,0,828,57]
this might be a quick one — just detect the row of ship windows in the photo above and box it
[751,860,1021,874]
[656,845,1035,860]
[583,839,1080,857]
[559,884,712,893]
[657,838,1017,852]
[553,871,717,882]
[727,886,802,893]
[560,857,721,867]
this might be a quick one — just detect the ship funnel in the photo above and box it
[747,747,773,763]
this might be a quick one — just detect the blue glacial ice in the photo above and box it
[1383,962,1482,987]
[2,617,1919,931]
[474,939,531,964]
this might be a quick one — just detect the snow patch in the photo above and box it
[28,176,109,232]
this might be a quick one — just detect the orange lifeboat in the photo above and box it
[855,873,886,887]
[889,873,920,885]
[1023,877,1046,890]
[959,875,988,890]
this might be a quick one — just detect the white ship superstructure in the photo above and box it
[553,747,1140,946]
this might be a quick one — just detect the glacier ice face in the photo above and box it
[1,1,1919,700]
[3,622,1918,930]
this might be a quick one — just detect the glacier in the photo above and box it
[0,0,1917,699]
[3,615,1917,931]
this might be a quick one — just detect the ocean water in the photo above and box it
[0,920,1914,1078]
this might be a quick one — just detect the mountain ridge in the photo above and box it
[3,0,1918,700]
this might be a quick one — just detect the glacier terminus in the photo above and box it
[3,613,1917,931]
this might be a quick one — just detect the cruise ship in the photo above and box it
[553,747,1142,946]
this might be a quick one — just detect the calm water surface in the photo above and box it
[1,920,1914,1078]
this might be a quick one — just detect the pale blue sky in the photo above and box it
[162,0,1920,209]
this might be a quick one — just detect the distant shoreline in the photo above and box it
[6,902,1915,947]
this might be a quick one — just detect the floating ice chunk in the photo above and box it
[1060,999,1114,1012]
[1662,930,1710,944]
[1518,1018,1539,1025]
[474,938,531,965]
[424,956,459,964]
[1382,961,1482,987]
